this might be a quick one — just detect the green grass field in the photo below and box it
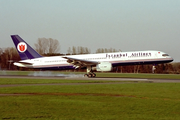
[0,71,180,119]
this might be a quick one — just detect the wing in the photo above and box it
[62,56,99,68]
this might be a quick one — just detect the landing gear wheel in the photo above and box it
[88,74,92,78]
[84,72,96,78]
[84,74,88,77]
[92,73,96,77]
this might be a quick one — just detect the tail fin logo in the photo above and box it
[17,42,27,53]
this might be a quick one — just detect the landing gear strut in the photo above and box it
[84,66,96,78]
[152,65,156,73]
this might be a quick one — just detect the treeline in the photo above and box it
[114,63,177,74]
[0,47,179,74]
[0,47,20,70]
[96,48,121,53]
[67,46,91,55]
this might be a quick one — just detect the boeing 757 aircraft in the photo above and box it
[11,35,173,77]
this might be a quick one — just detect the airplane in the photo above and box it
[11,35,173,77]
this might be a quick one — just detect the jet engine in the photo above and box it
[96,62,112,72]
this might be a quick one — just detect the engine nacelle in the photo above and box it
[96,62,112,72]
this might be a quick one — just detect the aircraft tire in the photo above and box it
[92,73,96,77]
[84,74,88,77]
[88,74,92,78]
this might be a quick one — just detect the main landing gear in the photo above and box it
[84,66,96,78]
[84,73,96,78]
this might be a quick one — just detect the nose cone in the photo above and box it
[170,57,174,62]
[167,55,174,62]
[161,52,174,63]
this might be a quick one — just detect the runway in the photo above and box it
[1,75,180,83]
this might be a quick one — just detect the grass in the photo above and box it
[0,78,121,85]
[96,72,180,79]
[0,76,180,119]
[1,94,180,119]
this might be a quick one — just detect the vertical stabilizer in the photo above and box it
[11,35,42,60]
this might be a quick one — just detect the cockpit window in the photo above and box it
[162,54,169,57]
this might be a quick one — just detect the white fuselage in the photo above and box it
[14,50,173,70]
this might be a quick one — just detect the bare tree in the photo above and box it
[34,38,48,55]
[85,47,91,54]
[0,47,20,70]
[67,47,72,55]
[0,48,3,69]
[96,48,120,53]
[68,46,90,55]
[48,38,60,54]
[77,46,90,54]
[72,46,76,55]
[0,48,2,55]
[35,38,60,55]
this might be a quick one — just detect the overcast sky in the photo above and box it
[0,0,180,62]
